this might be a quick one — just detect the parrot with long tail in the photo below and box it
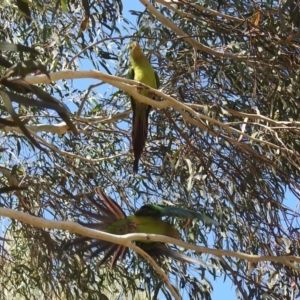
[126,42,160,173]
[66,189,219,269]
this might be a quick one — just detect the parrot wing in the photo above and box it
[65,189,129,269]
[135,204,219,226]
[126,67,159,104]
[126,67,134,81]
[126,67,136,115]
[67,236,129,269]
[96,188,126,219]
[126,68,135,111]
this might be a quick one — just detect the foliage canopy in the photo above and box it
[1,0,300,299]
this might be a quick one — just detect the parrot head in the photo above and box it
[129,42,145,61]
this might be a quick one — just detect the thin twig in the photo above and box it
[141,0,254,61]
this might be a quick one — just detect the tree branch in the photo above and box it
[155,0,245,23]
[22,70,300,159]
[0,207,299,270]
[141,0,254,61]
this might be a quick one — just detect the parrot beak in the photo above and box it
[130,42,141,53]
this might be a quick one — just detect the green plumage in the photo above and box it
[135,204,219,225]
[66,189,219,269]
[127,42,160,173]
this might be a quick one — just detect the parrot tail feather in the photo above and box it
[132,111,149,173]
[97,244,119,267]
[110,245,129,269]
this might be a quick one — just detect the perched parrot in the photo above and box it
[66,189,219,269]
[126,42,160,173]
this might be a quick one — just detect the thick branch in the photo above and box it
[22,70,300,158]
[0,207,299,271]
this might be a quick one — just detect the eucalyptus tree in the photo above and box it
[0,0,300,299]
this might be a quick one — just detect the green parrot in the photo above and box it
[126,42,160,173]
[66,189,219,269]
